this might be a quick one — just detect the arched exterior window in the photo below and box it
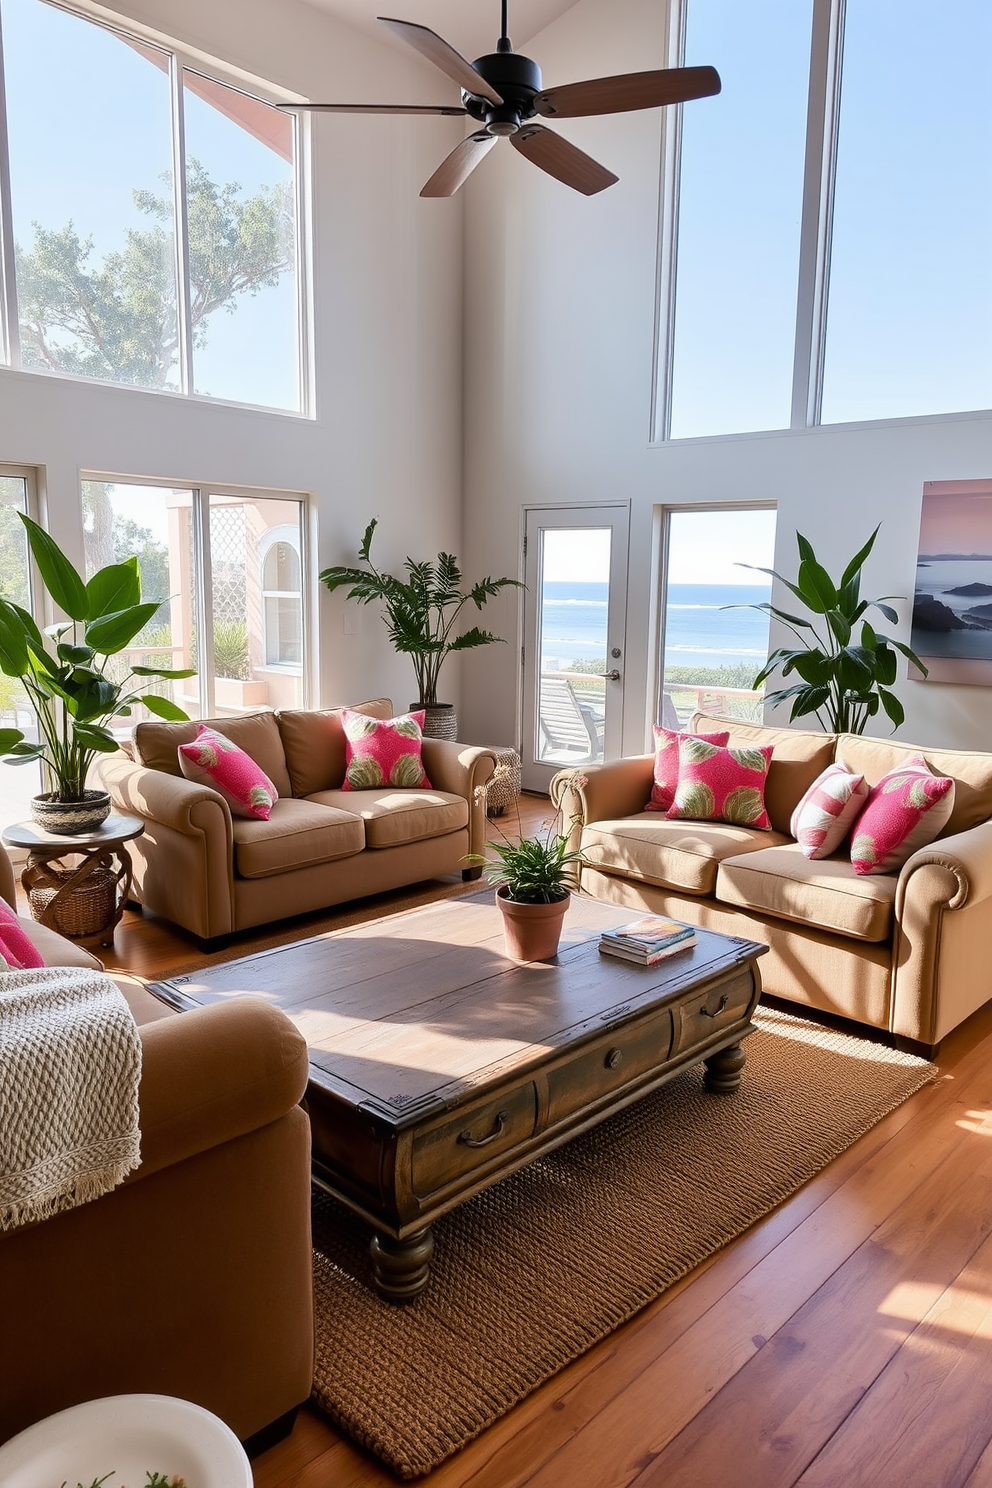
[261,526,303,667]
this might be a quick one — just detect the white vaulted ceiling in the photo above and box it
[292,0,580,62]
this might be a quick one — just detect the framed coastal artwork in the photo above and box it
[911,478,992,684]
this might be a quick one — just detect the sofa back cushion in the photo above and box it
[276,699,394,796]
[840,734,992,837]
[690,713,836,834]
[133,709,293,800]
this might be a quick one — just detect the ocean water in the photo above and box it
[540,581,772,673]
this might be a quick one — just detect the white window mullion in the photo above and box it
[790,0,846,429]
[649,0,686,444]
[170,55,194,395]
[0,6,20,369]
[193,487,215,717]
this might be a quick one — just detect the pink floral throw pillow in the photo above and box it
[789,762,870,860]
[178,725,278,820]
[666,737,773,829]
[646,726,730,812]
[341,709,432,791]
[0,898,44,969]
[849,754,954,876]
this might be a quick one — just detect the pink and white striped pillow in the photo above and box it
[789,762,869,860]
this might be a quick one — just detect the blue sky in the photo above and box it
[2,0,298,409]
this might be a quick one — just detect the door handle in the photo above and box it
[607,670,621,682]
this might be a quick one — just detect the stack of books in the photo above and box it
[599,914,696,966]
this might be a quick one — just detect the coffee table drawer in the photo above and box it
[411,1083,538,1197]
[672,971,755,1055]
[546,1006,674,1127]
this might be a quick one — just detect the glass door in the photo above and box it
[521,506,629,792]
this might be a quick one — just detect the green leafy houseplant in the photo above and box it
[0,515,194,802]
[465,802,586,961]
[746,527,928,734]
[319,518,522,709]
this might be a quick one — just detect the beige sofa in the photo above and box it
[0,846,314,1451]
[96,700,496,944]
[552,712,992,1056]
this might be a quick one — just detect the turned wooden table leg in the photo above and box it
[703,1041,746,1094]
[370,1227,435,1303]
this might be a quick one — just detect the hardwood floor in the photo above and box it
[77,793,992,1486]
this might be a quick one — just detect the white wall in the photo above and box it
[460,0,992,755]
[0,0,466,712]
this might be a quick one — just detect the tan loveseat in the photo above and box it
[0,847,314,1451]
[552,713,992,1056]
[96,699,496,943]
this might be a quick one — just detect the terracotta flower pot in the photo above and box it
[496,885,570,962]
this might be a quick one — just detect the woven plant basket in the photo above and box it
[28,863,117,938]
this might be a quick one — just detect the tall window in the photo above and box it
[0,0,305,412]
[669,0,813,439]
[820,0,992,423]
[659,507,776,725]
[0,466,39,821]
[661,0,992,437]
[82,479,308,725]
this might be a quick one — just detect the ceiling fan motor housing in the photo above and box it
[464,50,542,134]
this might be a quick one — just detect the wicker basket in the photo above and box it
[486,747,522,817]
[27,863,117,938]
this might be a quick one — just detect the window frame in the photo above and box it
[0,0,311,417]
[653,0,988,443]
[81,472,315,718]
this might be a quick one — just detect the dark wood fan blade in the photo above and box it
[421,132,497,197]
[378,17,504,106]
[535,65,721,118]
[510,124,617,195]
[278,103,467,115]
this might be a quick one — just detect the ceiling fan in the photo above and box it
[282,2,720,197]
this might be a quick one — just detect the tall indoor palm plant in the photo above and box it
[320,518,521,720]
[747,527,928,734]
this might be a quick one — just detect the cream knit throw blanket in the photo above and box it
[0,967,142,1232]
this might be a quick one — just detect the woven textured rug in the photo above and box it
[309,1005,935,1478]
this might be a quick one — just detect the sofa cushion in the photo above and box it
[716,843,897,943]
[691,713,836,834]
[231,798,364,879]
[307,788,467,849]
[840,734,992,838]
[580,813,791,897]
[134,710,293,799]
[277,699,394,796]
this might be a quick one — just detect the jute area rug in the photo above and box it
[309,1005,935,1479]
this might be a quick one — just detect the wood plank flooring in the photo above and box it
[79,793,992,1487]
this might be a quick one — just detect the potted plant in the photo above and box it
[746,527,929,733]
[319,518,522,739]
[466,800,586,961]
[0,515,194,833]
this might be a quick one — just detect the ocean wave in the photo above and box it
[543,598,608,608]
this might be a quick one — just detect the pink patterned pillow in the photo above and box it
[646,726,730,812]
[341,709,431,791]
[789,762,870,860]
[850,755,954,876]
[667,738,773,829]
[178,724,278,820]
[0,899,44,969]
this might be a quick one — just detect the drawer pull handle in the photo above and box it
[458,1110,509,1148]
[700,995,729,1019]
[605,1047,624,1070]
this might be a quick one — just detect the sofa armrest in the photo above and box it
[551,755,654,829]
[421,739,497,858]
[131,998,309,1183]
[96,751,234,838]
[892,819,992,1044]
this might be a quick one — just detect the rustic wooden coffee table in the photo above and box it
[150,891,766,1302]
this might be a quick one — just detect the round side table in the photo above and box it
[2,813,144,948]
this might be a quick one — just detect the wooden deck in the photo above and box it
[85,794,992,1488]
